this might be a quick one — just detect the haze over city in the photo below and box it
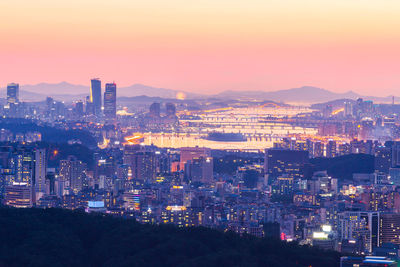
[2,1,400,267]
[1,0,400,95]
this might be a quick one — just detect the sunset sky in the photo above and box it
[1,0,400,95]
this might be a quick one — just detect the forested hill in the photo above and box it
[0,207,340,267]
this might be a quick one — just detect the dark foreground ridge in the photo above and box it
[0,207,340,267]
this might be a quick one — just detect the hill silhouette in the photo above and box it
[0,207,340,267]
[311,153,375,180]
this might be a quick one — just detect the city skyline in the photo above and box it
[1,80,399,103]
[1,0,400,95]
[2,1,400,266]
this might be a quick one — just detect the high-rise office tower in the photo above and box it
[90,78,102,116]
[344,101,353,118]
[12,149,34,186]
[85,96,94,115]
[338,142,351,156]
[264,149,309,180]
[184,157,213,184]
[74,100,84,117]
[123,145,157,184]
[7,83,19,104]
[379,213,400,246]
[391,141,400,168]
[166,102,176,117]
[326,140,337,158]
[0,146,12,168]
[294,140,307,151]
[116,164,131,191]
[34,149,47,200]
[314,141,324,158]
[180,147,211,170]
[276,176,294,195]
[338,211,380,253]
[149,102,161,117]
[104,83,117,120]
[375,146,392,173]
[59,156,87,194]
[306,139,314,157]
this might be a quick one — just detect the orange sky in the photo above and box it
[1,0,400,95]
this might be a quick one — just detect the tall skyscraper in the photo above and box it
[123,145,157,184]
[338,211,380,253]
[326,140,337,158]
[166,102,176,117]
[104,83,117,120]
[90,78,102,116]
[344,101,353,117]
[264,149,309,180]
[12,149,34,186]
[375,146,392,173]
[7,83,19,104]
[314,141,324,158]
[338,142,351,156]
[74,100,84,117]
[180,147,211,170]
[34,149,47,200]
[59,156,87,194]
[149,102,161,117]
[85,96,95,115]
[391,141,400,168]
[184,157,213,184]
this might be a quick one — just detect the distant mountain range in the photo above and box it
[0,82,398,104]
[213,86,398,104]
[213,87,359,103]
